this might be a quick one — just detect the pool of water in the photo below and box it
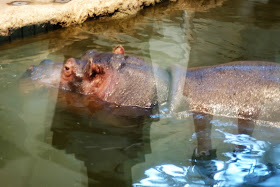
[1,0,280,186]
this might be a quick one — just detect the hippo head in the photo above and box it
[19,46,125,95]
[77,45,169,108]
[77,45,127,97]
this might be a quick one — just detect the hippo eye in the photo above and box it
[65,66,70,71]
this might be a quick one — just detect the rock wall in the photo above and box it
[0,0,166,36]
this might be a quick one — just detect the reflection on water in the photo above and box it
[134,128,278,186]
[220,130,274,186]
[1,0,280,186]
[134,164,190,186]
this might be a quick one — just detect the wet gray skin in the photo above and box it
[80,50,170,108]
[184,61,280,122]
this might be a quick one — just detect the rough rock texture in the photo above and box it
[0,0,164,36]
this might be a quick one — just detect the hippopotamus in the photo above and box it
[20,46,169,109]
[20,46,280,122]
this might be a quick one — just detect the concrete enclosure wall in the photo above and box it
[0,0,167,37]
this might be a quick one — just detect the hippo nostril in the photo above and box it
[28,65,36,72]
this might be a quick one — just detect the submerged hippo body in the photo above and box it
[21,47,280,122]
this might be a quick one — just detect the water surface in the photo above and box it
[1,0,280,186]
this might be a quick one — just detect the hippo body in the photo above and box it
[21,48,280,122]
[184,61,280,121]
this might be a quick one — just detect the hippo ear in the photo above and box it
[84,58,104,78]
[113,45,125,55]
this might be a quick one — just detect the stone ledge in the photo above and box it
[0,0,167,37]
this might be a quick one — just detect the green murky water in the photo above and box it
[1,0,280,186]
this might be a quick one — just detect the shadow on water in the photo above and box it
[50,90,156,187]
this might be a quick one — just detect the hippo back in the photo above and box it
[184,61,280,122]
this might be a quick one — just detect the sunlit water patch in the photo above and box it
[134,129,279,186]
